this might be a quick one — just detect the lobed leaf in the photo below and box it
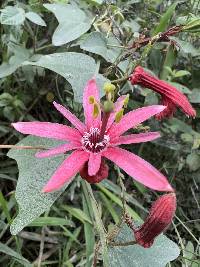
[108,225,180,267]
[44,3,92,46]
[23,52,107,102]
[8,136,70,235]
[0,6,25,25]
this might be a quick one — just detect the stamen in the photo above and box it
[115,109,124,123]
[81,127,110,153]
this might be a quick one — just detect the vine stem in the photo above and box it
[84,182,109,267]
[112,75,130,84]
[93,241,101,267]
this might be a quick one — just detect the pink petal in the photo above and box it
[35,143,81,158]
[88,153,102,176]
[42,150,89,193]
[111,132,160,146]
[12,122,81,142]
[108,105,166,138]
[102,147,173,192]
[53,101,87,134]
[83,79,101,129]
[106,95,126,130]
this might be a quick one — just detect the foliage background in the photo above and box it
[0,0,199,266]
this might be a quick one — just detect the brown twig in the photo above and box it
[130,25,183,50]
[37,228,45,267]
[93,241,101,267]
[0,145,47,150]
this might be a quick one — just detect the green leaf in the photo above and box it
[189,88,200,103]
[0,62,19,79]
[186,153,200,172]
[80,32,128,71]
[153,3,178,35]
[171,37,200,56]
[96,184,141,221]
[0,6,25,25]
[100,192,119,224]
[168,118,200,136]
[82,187,95,267]
[81,32,108,59]
[28,217,74,227]
[7,136,70,235]
[25,11,46,26]
[62,205,92,224]
[0,46,31,78]
[108,225,180,267]
[44,3,92,46]
[160,45,177,80]
[23,52,107,102]
[168,82,192,94]
[174,70,191,78]
[0,242,32,267]
[182,17,200,32]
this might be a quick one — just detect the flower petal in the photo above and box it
[108,105,166,138]
[42,150,89,193]
[102,147,173,192]
[12,122,81,142]
[35,143,81,158]
[83,79,101,129]
[53,101,87,134]
[88,153,102,176]
[106,95,126,130]
[111,132,160,146]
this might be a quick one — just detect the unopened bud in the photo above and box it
[133,193,176,248]
[115,109,124,123]
[104,100,114,113]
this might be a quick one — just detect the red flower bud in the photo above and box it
[80,160,109,183]
[133,193,176,248]
[130,66,196,119]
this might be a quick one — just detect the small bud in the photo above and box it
[103,100,114,113]
[89,96,95,104]
[123,94,129,108]
[115,109,124,123]
[93,103,100,118]
[133,193,176,248]
[103,82,116,93]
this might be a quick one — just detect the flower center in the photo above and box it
[81,127,110,153]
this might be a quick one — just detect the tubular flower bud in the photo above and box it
[130,66,196,119]
[133,193,176,248]
[80,160,109,183]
